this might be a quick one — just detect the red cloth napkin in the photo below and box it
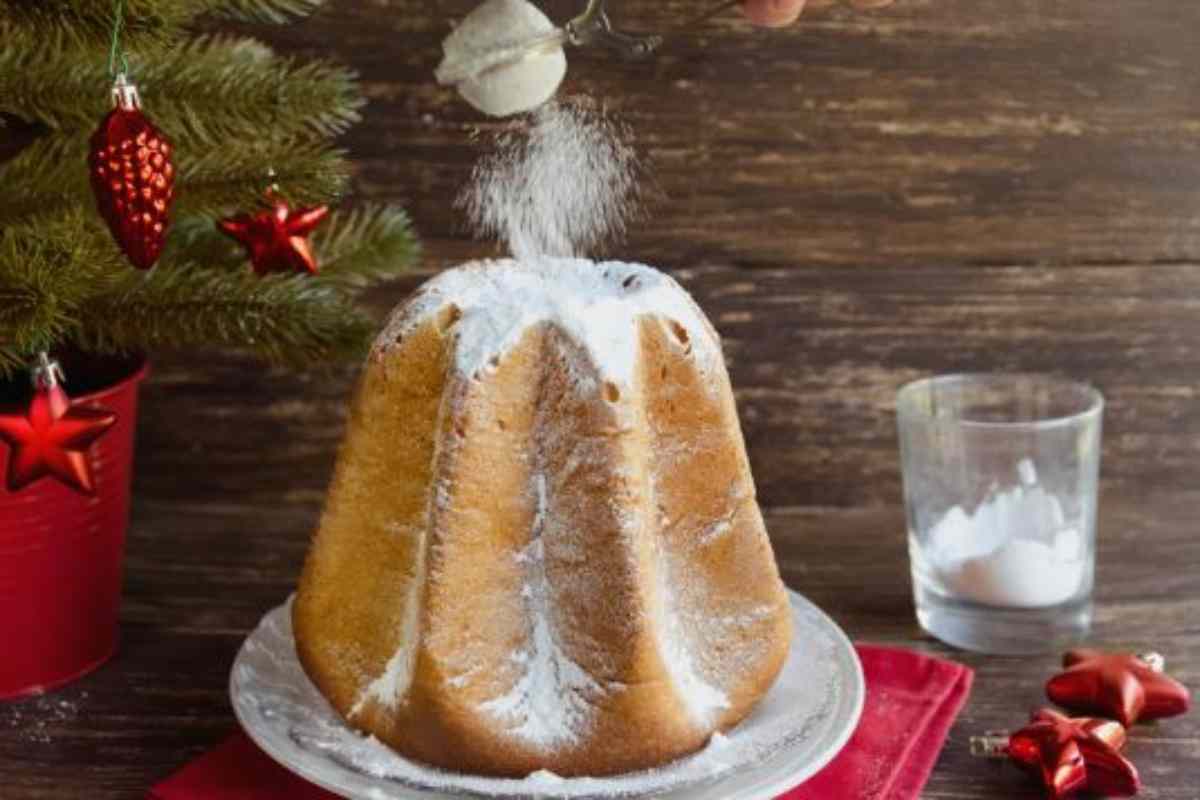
[149,734,335,800]
[150,645,972,800]
[782,644,974,800]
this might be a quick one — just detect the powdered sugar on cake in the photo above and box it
[322,255,795,777]
[651,547,732,726]
[365,257,768,744]
[235,593,843,800]
[349,582,422,717]
[348,387,452,720]
[375,258,722,389]
[477,474,604,749]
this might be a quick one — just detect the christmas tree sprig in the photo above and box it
[0,1,196,52]
[307,206,424,288]
[0,35,363,139]
[211,0,326,24]
[0,0,419,379]
[77,266,377,367]
[0,204,414,371]
[0,134,351,225]
[0,0,325,50]
[160,204,421,284]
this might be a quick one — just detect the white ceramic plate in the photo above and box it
[231,590,863,800]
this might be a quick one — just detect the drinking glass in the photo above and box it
[897,374,1104,655]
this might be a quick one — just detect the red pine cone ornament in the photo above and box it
[89,75,176,270]
[218,194,329,276]
[0,359,117,496]
[1046,649,1192,727]
[1007,709,1141,799]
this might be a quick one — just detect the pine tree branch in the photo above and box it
[160,214,247,267]
[0,208,405,372]
[0,211,124,359]
[75,264,375,366]
[0,285,71,360]
[0,287,40,323]
[0,209,128,296]
[0,284,54,349]
[0,35,362,141]
[0,1,205,53]
[161,204,422,288]
[0,347,26,379]
[208,0,325,24]
[178,139,352,217]
[312,204,421,288]
[0,136,82,222]
[0,133,351,223]
[0,0,420,378]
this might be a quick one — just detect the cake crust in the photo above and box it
[294,259,792,778]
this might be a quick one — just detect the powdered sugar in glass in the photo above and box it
[897,374,1103,655]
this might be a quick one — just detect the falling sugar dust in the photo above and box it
[458,98,647,260]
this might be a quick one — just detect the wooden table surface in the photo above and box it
[4,1,1200,797]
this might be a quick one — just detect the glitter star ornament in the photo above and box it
[0,359,117,495]
[218,194,329,276]
[1046,649,1192,727]
[88,74,176,270]
[1007,709,1141,799]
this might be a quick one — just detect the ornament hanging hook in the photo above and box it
[1138,652,1166,673]
[969,733,1011,759]
[31,352,65,391]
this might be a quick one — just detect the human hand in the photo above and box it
[740,0,807,28]
[739,0,894,28]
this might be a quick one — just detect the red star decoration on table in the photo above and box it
[0,383,117,495]
[1046,649,1192,727]
[1007,708,1140,799]
[217,199,329,276]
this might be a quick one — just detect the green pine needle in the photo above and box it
[314,204,422,288]
[0,35,363,142]
[0,211,125,359]
[178,139,352,217]
[209,0,326,24]
[76,264,376,367]
[0,0,324,56]
[163,204,421,289]
[0,284,68,358]
[0,0,420,376]
[0,206,417,378]
[160,215,247,266]
[0,133,351,223]
[0,347,26,376]
[0,136,83,222]
[0,1,197,52]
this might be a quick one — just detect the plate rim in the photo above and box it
[230,588,863,800]
[724,590,865,800]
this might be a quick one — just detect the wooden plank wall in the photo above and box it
[157,0,1200,511]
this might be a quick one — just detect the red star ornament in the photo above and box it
[0,381,117,495]
[1046,649,1192,727]
[1007,708,1140,799]
[217,199,329,276]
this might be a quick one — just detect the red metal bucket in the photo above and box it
[0,355,148,699]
